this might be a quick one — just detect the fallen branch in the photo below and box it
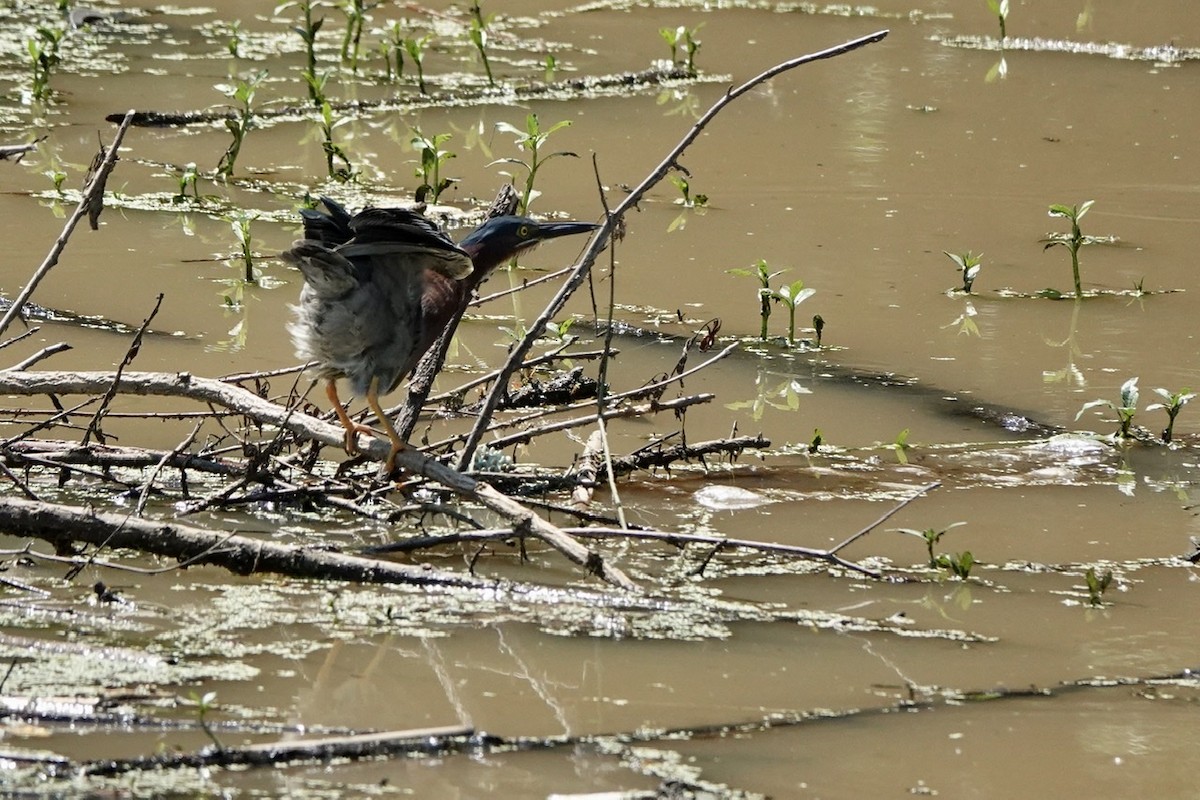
[606,434,770,476]
[0,370,638,591]
[454,393,717,454]
[0,496,489,589]
[82,724,481,777]
[365,482,937,579]
[62,662,1200,779]
[2,438,241,476]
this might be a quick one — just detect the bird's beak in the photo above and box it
[531,220,601,242]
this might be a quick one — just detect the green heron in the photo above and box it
[282,197,597,472]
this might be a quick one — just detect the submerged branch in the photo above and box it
[70,660,1200,780]
[106,65,699,128]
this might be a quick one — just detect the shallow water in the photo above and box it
[1,1,1199,796]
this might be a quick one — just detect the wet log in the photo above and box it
[0,495,490,589]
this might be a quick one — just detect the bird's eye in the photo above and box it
[518,224,530,238]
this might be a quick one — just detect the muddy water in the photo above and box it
[2,1,1199,797]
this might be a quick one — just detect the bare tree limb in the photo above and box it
[5,342,71,370]
[456,32,889,470]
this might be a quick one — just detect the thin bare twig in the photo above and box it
[366,524,880,578]
[82,293,163,446]
[5,342,72,371]
[829,482,942,554]
[134,422,204,516]
[0,326,40,351]
[0,110,136,338]
[421,393,714,454]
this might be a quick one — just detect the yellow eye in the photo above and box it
[518,224,530,238]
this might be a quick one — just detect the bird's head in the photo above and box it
[459,216,599,275]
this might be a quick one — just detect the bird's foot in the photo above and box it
[381,442,405,477]
[341,422,379,456]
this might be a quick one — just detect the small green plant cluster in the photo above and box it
[188,690,224,751]
[489,114,578,215]
[1147,387,1195,443]
[339,0,368,71]
[949,199,1120,299]
[899,522,974,579]
[410,128,455,203]
[379,23,432,92]
[174,162,200,203]
[318,101,356,181]
[403,34,432,93]
[226,20,243,58]
[669,174,707,209]
[229,211,258,284]
[468,2,496,87]
[1044,199,1093,299]
[726,260,816,346]
[943,250,982,293]
[1076,377,1194,442]
[660,23,703,76]
[1076,376,1140,439]
[27,25,66,102]
[215,70,266,179]
[276,0,325,105]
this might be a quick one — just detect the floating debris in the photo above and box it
[936,34,1200,65]
[693,484,771,510]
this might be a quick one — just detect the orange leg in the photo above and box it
[365,375,406,474]
[326,380,375,455]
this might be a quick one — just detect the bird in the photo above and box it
[282,196,599,473]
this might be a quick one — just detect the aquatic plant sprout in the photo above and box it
[1146,387,1194,443]
[1045,199,1094,299]
[1076,376,1139,439]
[944,250,982,293]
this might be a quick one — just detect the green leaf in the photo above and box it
[494,121,524,137]
[1075,398,1113,420]
[1119,377,1139,409]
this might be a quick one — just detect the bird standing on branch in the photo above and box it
[282,196,598,473]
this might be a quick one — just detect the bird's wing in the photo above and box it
[298,197,355,247]
[338,241,473,281]
[280,241,362,299]
[344,208,473,280]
